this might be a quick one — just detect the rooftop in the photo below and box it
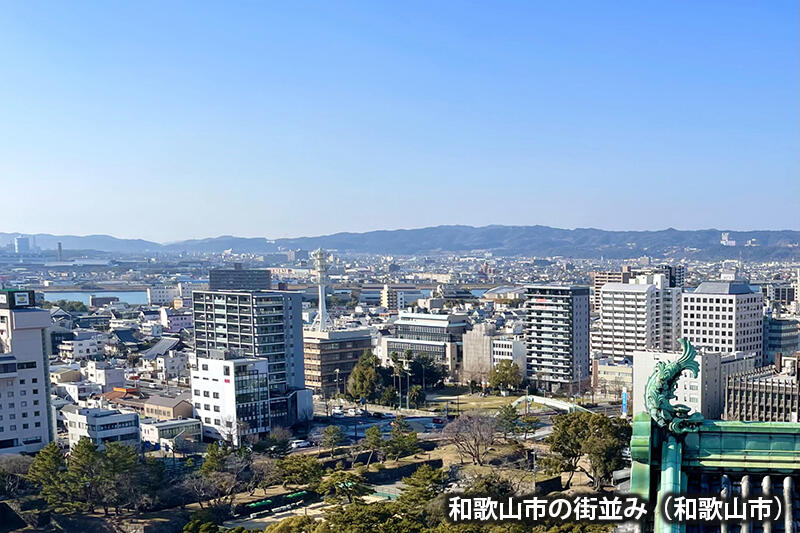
[692,280,755,295]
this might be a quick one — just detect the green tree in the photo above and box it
[99,442,138,514]
[200,442,231,477]
[379,386,397,407]
[317,470,373,504]
[394,464,446,518]
[383,416,420,461]
[63,437,104,513]
[322,425,346,457]
[520,414,540,440]
[408,385,425,408]
[277,455,323,488]
[495,404,520,440]
[361,425,384,467]
[347,351,382,402]
[488,360,522,392]
[544,411,631,489]
[26,442,66,506]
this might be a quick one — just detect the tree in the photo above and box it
[99,442,138,514]
[442,413,496,466]
[361,425,384,467]
[544,411,631,489]
[263,515,318,533]
[379,386,397,407]
[347,351,382,402]
[200,442,231,477]
[317,470,373,504]
[253,427,292,457]
[26,442,65,505]
[495,404,520,440]
[248,458,280,495]
[488,360,522,392]
[0,455,33,498]
[322,425,346,457]
[520,414,540,440]
[277,455,323,488]
[383,417,420,461]
[63,437,104,513]
[407,385,425,408]
[394,464,446,518]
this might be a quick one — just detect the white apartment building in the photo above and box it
[156,351,188,380]
[191,290,313,445]
[593,274,681,359]
[523,285,590,392]
[147,285,181,306]
[62,405,140,450]
[82,360,125,392]
[191,349,312,446]
[632,348,758,419]
[0,290,53,454]
[58,330,108,361]
[681,281,764,363]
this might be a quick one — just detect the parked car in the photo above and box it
[290,439,311,449]
[331,407,345,418]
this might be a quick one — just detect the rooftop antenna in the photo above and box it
[311,248,334,331]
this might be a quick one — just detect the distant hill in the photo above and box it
[1,226,797,260]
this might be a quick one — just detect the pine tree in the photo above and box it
[26,442,66,507]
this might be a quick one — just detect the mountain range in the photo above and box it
[1,226,798,260]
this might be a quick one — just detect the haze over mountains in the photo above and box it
[1,226,798,260]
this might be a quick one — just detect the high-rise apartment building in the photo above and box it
[0,290,53,454]
[592,274,681,358]
[303,328,372,397]
[209,264,271,291]
[523,285,590,392]
[191,290,311,444]
[681,280,764,363]
[591,268,631,312]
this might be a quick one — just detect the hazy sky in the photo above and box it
[1,1,797,242]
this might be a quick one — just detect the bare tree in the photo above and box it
[442,412,497,466]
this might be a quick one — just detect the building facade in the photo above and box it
[379,311,469,378]
[0,290,53,454]
[460,322,526,386]
[303,328,372,397]
[724,356,800,422]
[62,406,140,450]
[191,289,311,444]
[681,280,764,363]
[209,266,271,291]
[522,285,590,392]
[590,268,631,312]
[147,285,181,306]
[592,274,681,358]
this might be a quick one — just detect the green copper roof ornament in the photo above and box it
[644,338,704,434]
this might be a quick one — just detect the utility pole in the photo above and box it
[406,370,410,410]
[334,368,340,401]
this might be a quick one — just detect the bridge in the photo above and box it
[510,395,591,413]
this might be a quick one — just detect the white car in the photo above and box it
[290,439,311,449]
[331,408,345,418]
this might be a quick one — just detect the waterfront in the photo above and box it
[43,290,148,305]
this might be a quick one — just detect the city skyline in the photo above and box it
[1,1,797,241]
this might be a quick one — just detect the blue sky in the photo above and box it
[0,1,797,242]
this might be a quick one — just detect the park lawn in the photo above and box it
[424,390,545,413]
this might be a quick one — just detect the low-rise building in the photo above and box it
[160,308,193,333]
[139,417,201,445]
[83,360,125,392]
[62,405,139,450]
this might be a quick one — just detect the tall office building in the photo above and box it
[681,280,764,363]
[592,274,681,358]
[303,328,372,397]
[763,312,799,365]
[13,236,30,255]
[191,290,311,444]
[209,264,271,291]
[0,290,53,454]
[590,268,631,312]
[523,285,590,392]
